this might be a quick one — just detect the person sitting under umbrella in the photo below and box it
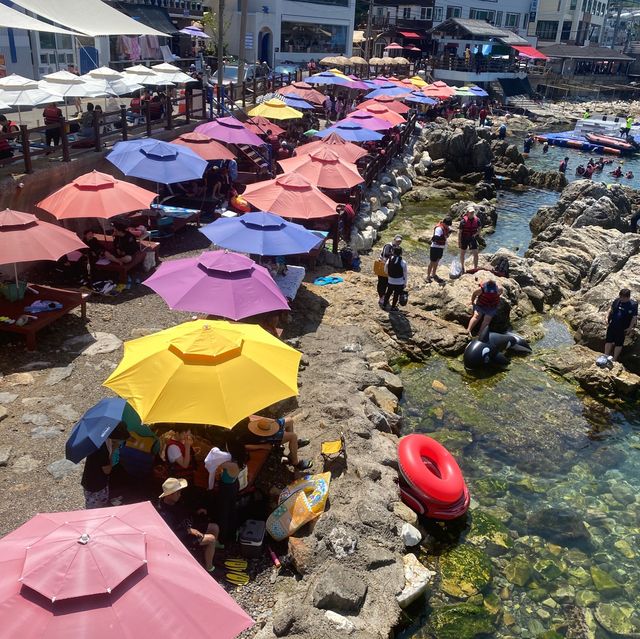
[81,421,130,509]
[233,415,311,472]
[156,477,219,574]
[111,221,139,265]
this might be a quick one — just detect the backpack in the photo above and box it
[387,256,404,279]
[494,256,510,277]
[340,247,354,270]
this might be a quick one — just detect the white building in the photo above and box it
[528,0,609,45]
[224,0,355,67]
[431,0,533,36]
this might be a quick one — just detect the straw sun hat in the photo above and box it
[247,416,281,437]
[159,477,188,498]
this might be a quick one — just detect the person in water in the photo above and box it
[611,165,623,178]
[559,157,569,174]
[626,171,634,179]
[523,135,533,154]
[427,217,452,283]
[467,280,502,335]
[604,288,637,362]
[542,141,549,154]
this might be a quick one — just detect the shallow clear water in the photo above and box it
[398,336,640,638]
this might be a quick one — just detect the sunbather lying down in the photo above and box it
[233,415,311,471]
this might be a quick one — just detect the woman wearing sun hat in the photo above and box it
[233,415,312,471]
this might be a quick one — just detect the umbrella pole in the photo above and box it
[13,263,19,287]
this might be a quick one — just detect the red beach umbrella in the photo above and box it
[244,116,285,137]
[0,502,253,639]
[243,172,339,220]
[0,208,87,284]
[277,81,325,105]
[37,170,158,221]
[384,42,404,50]
[295,131,368,163]
[358,95,410,114]
[171,132,236,161]
[278,147,364,189]
[356,104,406,125]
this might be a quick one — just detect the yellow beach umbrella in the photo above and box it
[327,68,350,78]
[248,98,303,120]
[409,75,427,88]
[104,320,301,426]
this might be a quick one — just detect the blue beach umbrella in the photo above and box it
[306,72,353,88]
[470,85,489,97]
[405,92,438,105]
[277,93,315,110]
[200,211,322,256]
[106,139,208,185]
[65,398,141,463]
[316,123,384,143]
[364,84,413,99]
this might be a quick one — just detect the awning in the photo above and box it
[10,0,168,36]
[117,3,179,35]
[512,45,549,60]
[0,3,78,34]
[399,31,421,38]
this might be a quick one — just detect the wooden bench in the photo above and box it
[0,284,90,350]
[92,234,160,284]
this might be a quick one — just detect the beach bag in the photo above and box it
[373,259,386,277]
[399,290,409,306]
[449,259,463,279]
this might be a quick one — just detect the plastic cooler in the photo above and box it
[238,519,266,558]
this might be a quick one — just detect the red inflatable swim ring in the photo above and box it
[398,434,470,520]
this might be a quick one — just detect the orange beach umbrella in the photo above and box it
[171,132,236,161]
[278,147,364,190]
[242,173,338,220]
[294,131,368,164]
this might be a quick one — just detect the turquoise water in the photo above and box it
[398,343,640,638]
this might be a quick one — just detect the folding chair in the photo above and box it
[321,432,347,471]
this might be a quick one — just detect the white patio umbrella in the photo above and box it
[39,70,109,118]
[0,74,60,124]
[121,64,164,87]
[80,68,141,96]
[150,62,194,85]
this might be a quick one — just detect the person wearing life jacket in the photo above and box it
[383,245,408,310]
[611,165,623,178]
[468,279,502,335]
[427,217,452,283]
[42,102,63,151]
[458,206,481,273]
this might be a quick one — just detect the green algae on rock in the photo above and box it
[466,510,513,551]
[594,602,640,637]
[590,566,623,598]
[439,545,493,598]
[428,603,496,639]
[505,555,533,587]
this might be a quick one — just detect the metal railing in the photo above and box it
[0,89,207,176]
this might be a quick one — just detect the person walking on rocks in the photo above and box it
[383,246,408,310]
[377,235,402,306]
[458,207,481,273]
[604,288,637,362]
[427,217,452,283]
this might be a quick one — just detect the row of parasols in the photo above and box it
[0,64,195,122]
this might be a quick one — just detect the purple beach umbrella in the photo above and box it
[143,250,290,320]
[195,116,265,146]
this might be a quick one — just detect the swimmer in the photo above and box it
[611,166,623,178]
[542,142,549,154]
[626,171,634,179]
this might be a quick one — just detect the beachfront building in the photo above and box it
[0,0,210,78]
[429,18,545,86]
[432,0,532,37]
[223,0,356,68]
[363,0,434,58]
[528,0,610,46]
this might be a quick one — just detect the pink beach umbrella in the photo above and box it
[384,42,404,50]
[195,116,264,146]
[0,501,253,639]
[144,250,290,320]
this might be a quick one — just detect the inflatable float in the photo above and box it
[463,330,532,370]
[585,133,637,154]
[398,434,470,520]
